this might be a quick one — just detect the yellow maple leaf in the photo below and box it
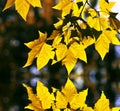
[56,91,68,109]
[37,43,55,70]
[24,31,54,70]
[53,0,82,17]
[70,89,88,110]
[23,81,54,110]
[36,81,55,109]
[55,44,67,62]
[69,42,87,63]
[56,78,88,110]
[99,0,115,15]
[23,84,45,111]
[87,16,109,31]
[3,0,42,21]
[62,49,77,74]
[57,42,87,74]
[94,91,110,111]
[15,0,31,20]
[56,78,77,109]
[95,29,120,60]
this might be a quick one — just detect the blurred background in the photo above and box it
[0,0,120,111]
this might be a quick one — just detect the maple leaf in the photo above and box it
[55,78,88,110]
[23,81,54,110]
[70,89,88,110]
[69,42,87,62]
[55,42,87,74]
[95,29,120,60]
[24,31,46,67]
[87,16,109,31]
[62,49,77,74]
[99,0,115,15]
[36,81,55,109]
[15,0,30,21]
[3,0,42,21]
[37,43,55,70]
[24,31,55,70]
[55,44,67,62]
[23,84,45,111]
[94,91,110,111]
[53,0,82,17]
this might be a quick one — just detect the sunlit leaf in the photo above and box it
[23,81,54,110]
[87,16,109,31]
[56,79,88,110]
[24,31,48,68]
[23,84,44,111]
[56,78,77,109]
[94,91,110,111]
[37,43,55,70]
[62,78,77,101]
[62,49,77,74]
[99,0,115,15]
[4,0,42,20]
[55,44,67,62]
[95,29,119,60]
[70,42,87,62]
[37,81,54,109]
[53,0,82,17]
[70,89,88,110]
[15,0,30,20]
[56,91,68,109]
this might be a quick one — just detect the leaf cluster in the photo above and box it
[23,78,120,111]
[19,0,120,74]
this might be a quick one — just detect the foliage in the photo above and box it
[2,0,120,111]
[3,0,42,20]
[23,79,120,111]
[22,0,120,74]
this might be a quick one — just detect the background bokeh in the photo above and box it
[0,0,120,111]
